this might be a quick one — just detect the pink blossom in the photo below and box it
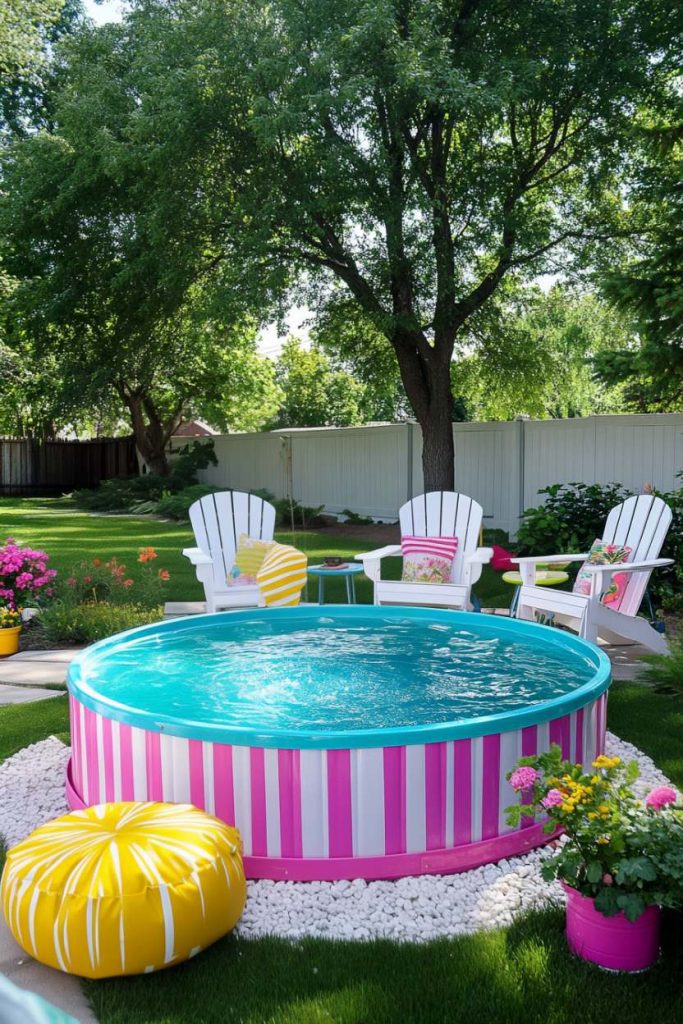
[645,786,678,811]
[509,766,540,792]
[602,873,614,885]
[542,789,564,809]
[66,577,77,587]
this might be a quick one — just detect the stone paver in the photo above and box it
[164,600,206,617]
[0,660,69,686]
[10,649,82,664]
[0,917,96,1023]
[603,642,651,682]
[0,684,63,705]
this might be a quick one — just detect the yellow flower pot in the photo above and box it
[0,626,21,657]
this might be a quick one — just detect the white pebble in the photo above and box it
[0,732,671,944]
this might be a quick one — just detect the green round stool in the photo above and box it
[502,568,569,616]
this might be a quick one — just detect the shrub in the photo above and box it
[639,633,683,695]
[38,601,163,645]
[516,482,630,556]
[155,484,223,520]
[72,440,217,514]
[251,488,326,529]
[341,509,374,526]
[516,479,683,613]
[0,538,57,610]
[73,474,167,512]
[33,547,171,645]
[649,477,683,612]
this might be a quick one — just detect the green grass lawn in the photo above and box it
[0,693,69,762]
[0,496,510,608]
[2,498,682,1024]
[86,909,683,1024]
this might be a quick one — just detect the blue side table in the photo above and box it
[307,563,364,604]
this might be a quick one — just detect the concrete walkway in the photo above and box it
[0,917,97,1023]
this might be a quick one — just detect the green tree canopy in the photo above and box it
[455,286,634,421]
[271,337,364,428]
[0,15,280,467]
[0,0,67,83]
[596,112,683,410]
[93,0,678,487]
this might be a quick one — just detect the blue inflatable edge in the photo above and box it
[67,606,612,750]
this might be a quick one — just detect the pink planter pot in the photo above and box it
[562,883,661,972]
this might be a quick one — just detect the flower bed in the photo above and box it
[34,548,171,646]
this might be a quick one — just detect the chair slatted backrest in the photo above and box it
[189,491,276,588]
[398,492,484,584]
[602,494,672,617]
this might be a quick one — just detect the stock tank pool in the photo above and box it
[66,607,611,880]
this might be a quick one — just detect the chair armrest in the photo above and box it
[182,547,214,566]
[356,545,401,561]
[512,553,588,565]
[356,545,401,586]
[466,547,494,565]
[580,558,673,575]
[463,547,493,586]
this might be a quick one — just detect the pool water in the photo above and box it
[79,611,596,733]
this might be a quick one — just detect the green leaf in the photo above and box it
[586,861,603,884]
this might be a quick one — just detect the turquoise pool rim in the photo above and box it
[66,606,612,750]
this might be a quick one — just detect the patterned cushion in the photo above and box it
[257,542,307,606]
[1,802,246,979]
[401,535,458,584]
[227,533,273,586]
[573,539,632,609]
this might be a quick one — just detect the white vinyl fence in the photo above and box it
[174,414,683,537]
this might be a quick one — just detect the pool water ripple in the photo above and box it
[81,615,596,733]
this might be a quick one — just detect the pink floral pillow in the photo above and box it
[401,535,458,584]
[573,539,631,610]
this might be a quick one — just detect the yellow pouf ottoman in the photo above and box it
[1,802,246,979]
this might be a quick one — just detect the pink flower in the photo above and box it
[66,577,77,587]
[602,873,614,885]
[122,578,134,588]
[645,786,678,811]
[509,766,540,792]
[542,789,564,809]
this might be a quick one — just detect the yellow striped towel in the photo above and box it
[256,542,307,607]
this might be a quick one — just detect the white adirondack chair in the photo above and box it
[357,492,493,609]
[183,491,276,613]
[513,494,673,653]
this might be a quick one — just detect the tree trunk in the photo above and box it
[391,334,456,491]
[118,388,171,475]
[419,400,455,491]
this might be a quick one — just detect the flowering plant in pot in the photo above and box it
[506,746,683,972]
[0,539,57,655]
[0,605,23,656]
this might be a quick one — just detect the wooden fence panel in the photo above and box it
[0,437,137,496]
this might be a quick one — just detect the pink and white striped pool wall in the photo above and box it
[67,692,607,881]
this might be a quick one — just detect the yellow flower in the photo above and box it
[592,755,621,770]
[588,812,598,820]
[596,837,609,845]
[598,804,610,814]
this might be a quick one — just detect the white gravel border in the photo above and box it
[0,733,672,942]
